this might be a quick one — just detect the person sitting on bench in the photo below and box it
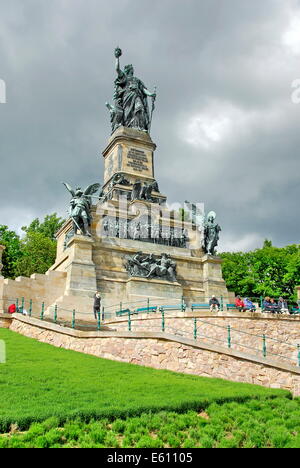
[209,295,220,312]
[270,298,279,313]
[263,297,277,313]
[235,296,247,312]
[244,297,255,312]
[277,297,288,314]
[263,297,272,312]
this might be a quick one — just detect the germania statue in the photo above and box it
[106,47,157,134]
[63,182,101,237]
[203,211,221,256]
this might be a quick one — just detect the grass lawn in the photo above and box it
[1,398,300,448]
[0,329,290,434]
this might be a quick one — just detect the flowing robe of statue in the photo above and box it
[115,70,150,131]
[106,48,156,134]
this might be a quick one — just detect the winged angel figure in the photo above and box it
[63,182,101,237]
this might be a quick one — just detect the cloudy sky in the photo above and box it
[0,0,300,251]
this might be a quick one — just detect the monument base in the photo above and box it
[46,235,97,320]
[126,277,183,305]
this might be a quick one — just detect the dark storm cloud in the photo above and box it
[0,0,299,250]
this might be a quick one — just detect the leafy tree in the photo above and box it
[221,242,300,301]
[249,245,289,297]
[263,239,273,248]
[0,226,22,278]
[0,213,65,279]
[283,250,300,296]
[21,213,65,241]
[219,251,254,297]
[15,232,57,278]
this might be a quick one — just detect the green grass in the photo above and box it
[1,398,300,448]
[0,329,289,433]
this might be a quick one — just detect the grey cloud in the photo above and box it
[0,0,299,251]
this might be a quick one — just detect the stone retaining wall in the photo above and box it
[7,315,300,396]
[105,315,300,366]
[0,314,12,328]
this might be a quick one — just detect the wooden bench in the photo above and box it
[191,303,211,311]
[290,307,300,315]
[159,304,186,313]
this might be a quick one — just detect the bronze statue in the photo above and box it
[131,179,160,202]
[63,182,101,237]
[203,211,221,256]
[125,252,177,282]
[106,47,157,133]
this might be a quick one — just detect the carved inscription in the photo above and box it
[127,148,149,173]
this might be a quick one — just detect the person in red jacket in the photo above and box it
[7,304,16,314]
[235,296,247,312]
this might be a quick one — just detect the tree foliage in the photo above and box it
[0,213,65,279]
[0,226,22,278]
[21,213,65,241]
[221,241,300,300]
[15,232,57,278]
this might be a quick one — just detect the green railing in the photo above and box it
[3,296,300,368]
[102,295,188,320]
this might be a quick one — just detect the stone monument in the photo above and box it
[0,49,232,317]
[48,48,230,312]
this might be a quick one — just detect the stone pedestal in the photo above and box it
[47,236,97,319]
[126,277,183,304]
[102,126,156,187]
[202,254,229,301]
[64,235,97,296]
[0,245,5,279]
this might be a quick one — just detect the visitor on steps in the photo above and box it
[94,291,101,320]
[209,295,220,312]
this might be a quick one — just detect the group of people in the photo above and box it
[235,296,256,313]
[235,296,291,314]
[209,296,256,313]
[209,295,292,314]
[262,297,289,314]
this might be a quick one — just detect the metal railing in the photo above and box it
[2,296,300,368]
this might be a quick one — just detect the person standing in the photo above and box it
[93,292,101,320]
